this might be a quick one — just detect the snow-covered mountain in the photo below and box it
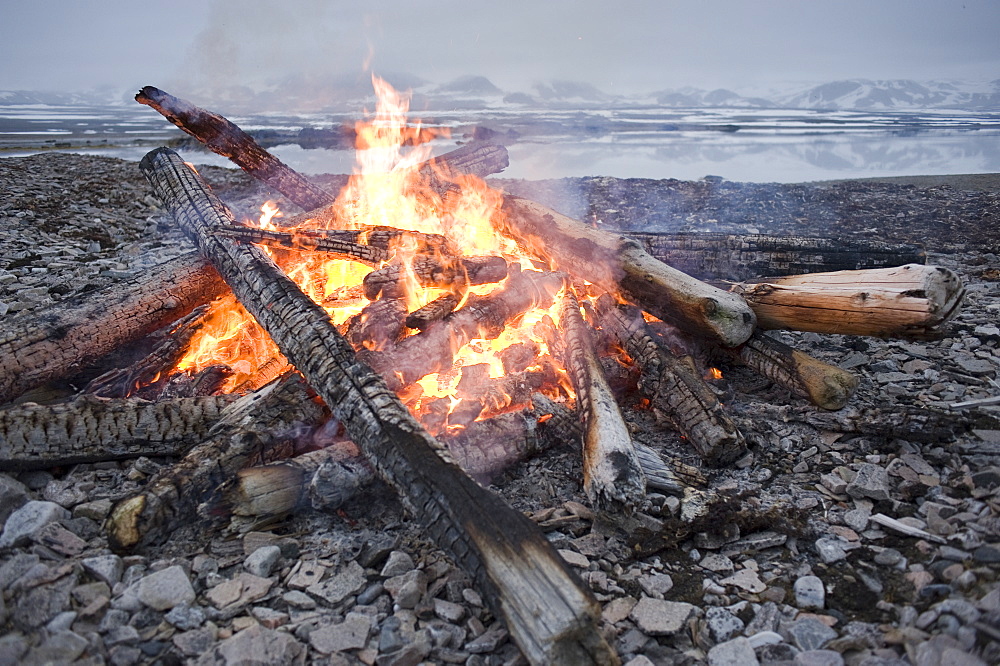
[2,77,998,112]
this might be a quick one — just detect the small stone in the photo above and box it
[33,521,87,556]
[23,630,89,664]
[356,581,384,605]
[434,597,466,623]
[243,545,281,578]
[720,568,767,593]
[105,624,141,646]
[195,625,306,666]
[843,507,871,532]
[0,500,70,548]
[380,550,416,577]
[603,596,637,625]
[45,610,77,633]
[164,603,206,630]
[794,649,844,666]
[707,636,759,666]
[701,554,736,574]
[705,606,745,643]
[624,657,656,666]
[72,498,113,521]
[282,589,317,610]
[972,545,1000,563]
[0,474,29,524]
[638,573,674,598]
[136,565,195,611]
[250,606,288,629]
[557,549,590,568]
[288,559,326,589]
[206,577,244,608]
[820,473,848,495]
[629,597,695,636]
[787,618,837,651]
[846,463,891,501]
[746,630,784,648]
[173,628,217,657]
[814,538,848,564]
[307,560,367,606]
[382,569,427,609]
[309,612,372,652]
[82,554,124,586]
[794,575,826,610]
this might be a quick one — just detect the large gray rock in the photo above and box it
[136,565,196,611]
[195,625,306,665]
[0,500,70,548]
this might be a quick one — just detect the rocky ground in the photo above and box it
[1,152,999,665]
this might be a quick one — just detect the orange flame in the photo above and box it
[169,75,571,420]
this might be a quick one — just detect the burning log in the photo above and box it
[343,298,409,351]
[0,253,225,407]
[154,364,234,399]
[726,332,859,410]
[553,290,646,507]
[105,373,327,551]
[0,393,237,470]
[136,86,336,211]
[139,147,616,664]
[231,357,291,395]
[404,293,460,330]
[629,232,926,282]
[217,226,390,265]
[731,264,965,338]
[84,305,211,398]
[362,255,509,300]
[497,195,757,347]
[594,297,747,466]
[360,267,564,391]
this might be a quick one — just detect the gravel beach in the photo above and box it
[1,152,999,665]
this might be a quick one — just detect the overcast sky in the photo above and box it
[2,0,998,96]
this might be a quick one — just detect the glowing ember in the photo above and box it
[169,75,568,427]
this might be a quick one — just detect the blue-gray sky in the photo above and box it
[2,0,998,95]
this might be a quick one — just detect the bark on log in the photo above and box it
[105,373,326,551]
[139,147,616,665]
[731,264,965,338]
[0,253,225,407]
[595,297,747,466]
[217,226,389,265]
[0,394,236,470]
[627,232,926,282]
[360,268,564,391]
[727,332,859,410]
[363,255,509,300]
[554,290,646,507]
[497,195,756,347]
[344,298,409,351]
[136,86,336,211]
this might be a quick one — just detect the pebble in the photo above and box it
[788,617,838,651]
[705,606,745,643]
[135,565,196,611]
[380,550,416,577]
[243,545,281,578]
[719,568,767,593]
[0,500,70,548]
[707,636,760,666]
[794,575,826,610]
[306,561,367,606]
[309,612,372,653]
[638,573,674,598]
[629,597,696,636]
[794,649,845,666]
[81,554,124,586]
[846,463,891,501]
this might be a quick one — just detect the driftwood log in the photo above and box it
[731,264,965,338]
[497,196,757,347]
[554,290,646,507]
[139,147,615,665]
[0,253,225,407]
[0,393,236,470]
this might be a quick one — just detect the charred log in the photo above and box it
[497,195,756,347]
[136,86,336,211]
[405,293,460,330]
[139,147,615,665]
[726,332,859,410]
[628,232,926,282]
[362,255,509,300]
[0,393,237,470]
[594,297,747,466]
[361,268,564,391]
[0,252,225,407]
[344,298,409,351]
[554,290,646,507]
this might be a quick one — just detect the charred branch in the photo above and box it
[362,255,509,300]
[343,298,409,351]
[405,293,460,331]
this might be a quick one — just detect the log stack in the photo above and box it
[0,85,970,666]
